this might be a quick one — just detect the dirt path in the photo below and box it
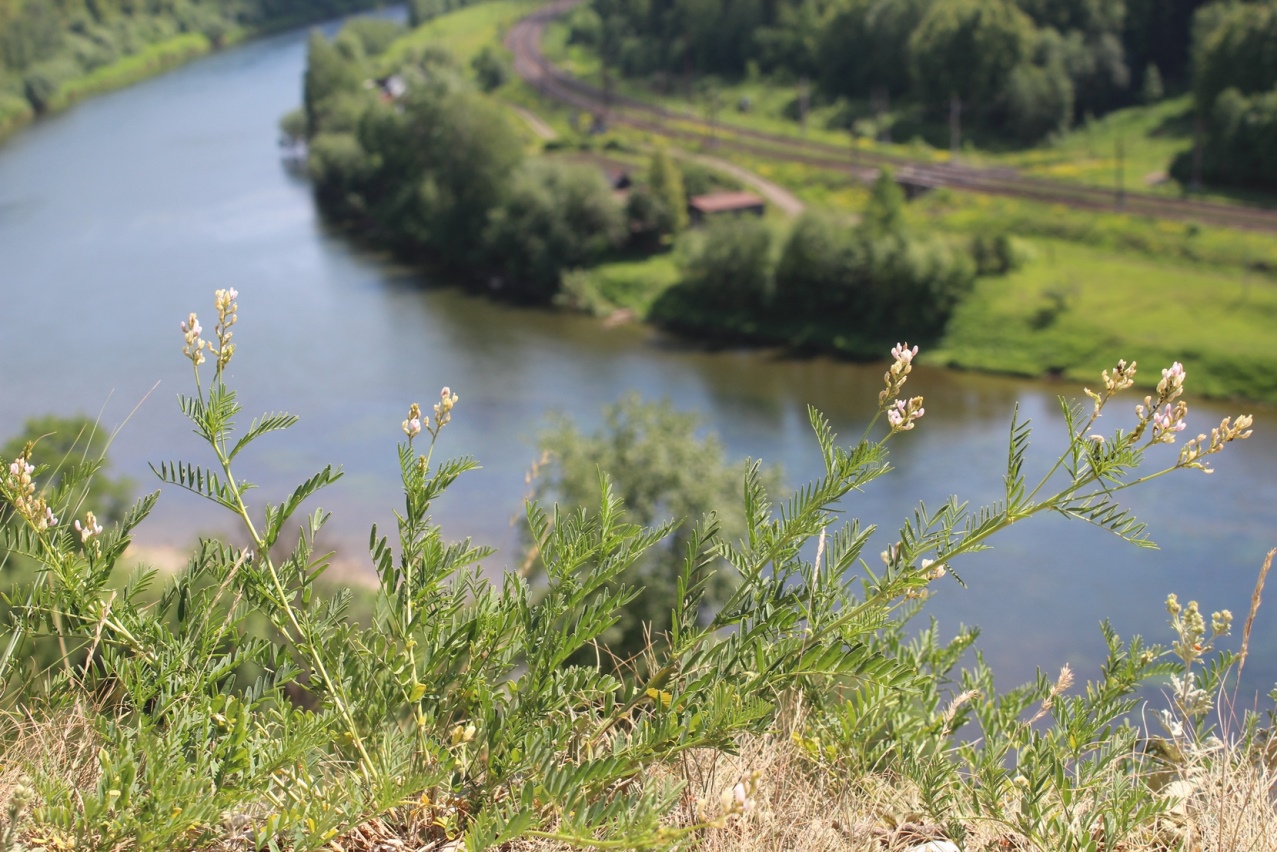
[509,104,557,140]
[669,149,805,216]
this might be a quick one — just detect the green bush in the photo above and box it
[774,177,978,339]
[624,187,674,251]
[678,215,774,312]
[339,16,405,58]
[970,230,1033,275]
[485,159,627,300]
[470,44,509,92]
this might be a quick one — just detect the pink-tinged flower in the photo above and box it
[402,403,423,439]
[1153,402,1187,443]
[1157,361,1187,400]
[44,506,57,527]
[891,342,918,364]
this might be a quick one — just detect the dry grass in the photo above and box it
[1178,744,1277,852]
[1,698,1273,851]
[0,701,100,805]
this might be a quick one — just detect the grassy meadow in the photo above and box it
[378,0,545,70]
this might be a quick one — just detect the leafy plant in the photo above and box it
[0,291,1261,849]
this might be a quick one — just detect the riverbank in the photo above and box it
[0,3,389,145]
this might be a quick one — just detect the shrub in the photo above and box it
[647,148,689,233]
[970,231,1033,275]
[470,44,510,92]
[485,160,627,300]
[774,210,861,316]
[21,69,58,113]
[624,187,675,251]
[565,6,602,48]
[774,193,977,338]
[339,17,405,58]
[679,215,774,311]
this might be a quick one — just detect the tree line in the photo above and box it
[0,0,384,119]
[1170,1,1277,191]
[573,0,1205,145]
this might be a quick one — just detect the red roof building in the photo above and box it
[688,191,766,223]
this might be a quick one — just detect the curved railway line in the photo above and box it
[507,0,1277,233]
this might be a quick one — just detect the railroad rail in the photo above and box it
[507,0,1277,233]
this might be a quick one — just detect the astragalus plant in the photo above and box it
[0,291,1262,851]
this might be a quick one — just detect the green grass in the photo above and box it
[47,33,211,113]
[929,238,1277,403]
[579,253,682,314]
[378,0,544,71]
[0,92,32,141]
[913,189,1277,275]
[1001,97,1193,194]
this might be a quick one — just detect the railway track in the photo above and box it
[507,0,1277,234]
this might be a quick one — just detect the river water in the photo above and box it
[1,14,1275,696]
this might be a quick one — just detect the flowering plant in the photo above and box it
[0,294,1262,850]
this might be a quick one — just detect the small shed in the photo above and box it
[688,191,766,225]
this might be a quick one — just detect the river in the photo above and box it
[1,11,1275,696]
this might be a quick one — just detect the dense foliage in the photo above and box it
[0,0,385,125]
[661,171,975,345]
[302,20,632,297]
[583,0,1207,143]
[1168,0,1277,190]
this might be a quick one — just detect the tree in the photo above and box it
[303,30,363,136]
[909,0,1034,156]
[647,148,689,233]
[1140,62,1163,103]
[531,395,780,665]
[1191,1,1277,113]
[356,88,524,265]
[1,414,132,530]
[679,215,773,312]
[485,160,627,300]
[774,211,860,315]
[862,168,906,237]
[471,45,510,92]
[818,0,932,102]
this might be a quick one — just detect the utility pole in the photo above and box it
[949,93,961,164]
[799,76,809,135]
[1115,136,1125,210]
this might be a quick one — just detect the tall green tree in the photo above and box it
[647,148,689,233]
[909,0,1034,156]
[303,30,363,136]
[818,0,932,102]
[485,160,627,300]
[532,395,779,666]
